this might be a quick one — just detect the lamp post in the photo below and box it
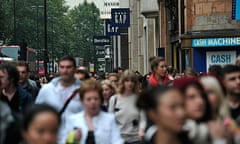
[48,16,56,73]
[93,11,97,73]
[13,0,16,44]
[44,0,48,76]
[32,5,43,75]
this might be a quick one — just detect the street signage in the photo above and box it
[100,0,120,19]
[105,19,120,36]
[111,8,130,27]
[96,49,105,56]
[93,36,110,46]
[97,58,105,62]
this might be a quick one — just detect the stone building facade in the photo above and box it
[120,0,240,74]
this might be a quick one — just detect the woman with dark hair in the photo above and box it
[22,104,61,144]
[137,86,191,144]
[173,77,227,144]
[148,57,170,87]
[109,70,146,144]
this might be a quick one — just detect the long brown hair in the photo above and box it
[118,70,139,94]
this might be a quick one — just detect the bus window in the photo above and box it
[0,47,19,60]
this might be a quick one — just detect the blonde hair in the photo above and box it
[200,76,229,120]
[101,80,116,95]
[118,70,139,94]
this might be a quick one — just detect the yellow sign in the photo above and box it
[89,63,94,73]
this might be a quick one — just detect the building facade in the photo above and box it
[181,0,240,72]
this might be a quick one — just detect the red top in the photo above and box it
[149,74,170,86]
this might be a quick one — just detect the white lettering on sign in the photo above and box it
[192,37,240,47]
[94,38,110,43]
[114,11,127,24]
[107,23,119,33]
[206,51,236,71]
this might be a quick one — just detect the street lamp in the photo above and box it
[32,5,43,74]
[92,11,97,73]
[44,0,48,75]
[48,16,56,73]
[31,5,44,50]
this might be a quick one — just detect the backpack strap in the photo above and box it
[59,89,79,116]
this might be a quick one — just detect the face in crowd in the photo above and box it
[17,65,29,84]
[123,78,135,92]
[22,104,60,144]
[223,70,240,97]
[0,69,11,89]
[59,60,76,82]
[101,82,115,101]
[154,60,167,77]
[140,87,186,133]
[184,84,205,120]
[200,76,226,117]
[80,80,102,116]
[108,75,119,88]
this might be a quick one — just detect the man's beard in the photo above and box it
[229,91,240,100]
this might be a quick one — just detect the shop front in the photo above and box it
[192,37,240,72]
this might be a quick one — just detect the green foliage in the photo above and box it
[69,1,103,63]
[0,0,103,62]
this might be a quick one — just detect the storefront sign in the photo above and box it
[111,8,130,27]
[105,19,120,36]
[99,0,120,19]
[206,51,236,71]
[192,37,240,47]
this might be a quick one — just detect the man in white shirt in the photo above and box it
[35,55,84,143]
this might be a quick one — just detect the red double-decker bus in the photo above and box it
[0,45,39,73]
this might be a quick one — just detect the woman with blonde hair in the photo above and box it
[100,80,116,112]
[109,70,146,144]
[199,76,229,120]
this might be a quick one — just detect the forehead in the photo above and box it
[109,75,118,80]
[224,72,240,78]
[159,90,183,104]
[158,61,166,65]
[59,60,74,66]
[17,66,27,70]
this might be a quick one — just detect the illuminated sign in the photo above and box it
[232,0,240,20]
[192,37,240,47]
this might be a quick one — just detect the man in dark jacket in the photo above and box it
[17,61,39,100]
[0,62,33,114]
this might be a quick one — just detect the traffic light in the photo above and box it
[19,39,27,61]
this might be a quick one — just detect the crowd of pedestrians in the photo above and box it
[2,55,240,144]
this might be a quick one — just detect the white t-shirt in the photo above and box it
[56,82,76,103]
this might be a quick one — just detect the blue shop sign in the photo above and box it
[105,19,120,36]
[192,37,240,47]
[111,8,130,27]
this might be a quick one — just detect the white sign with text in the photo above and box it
[99,0,120,19]
[206,51,236,71]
